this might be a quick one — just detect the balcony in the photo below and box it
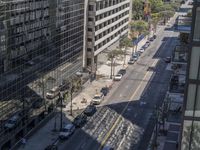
[171,45,188,65]
[169,74,185,94]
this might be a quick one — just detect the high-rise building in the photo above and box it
[83,0,131,71]
[0,0,84,149]
[180,1,200,150]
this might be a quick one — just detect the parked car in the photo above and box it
[92,94,104,105]
[128,58,135,64]
[84,105,97,116]
[138,48,145,53]
[135,51,141,56]
[100,87,109,96]
[145,41,150,47]
[4,114,21,130]
[59,124,75,139]
[118,69,126,76]
[181,0,185,4]
[164,57,171,63]
[25,60,35,66]
[32,99,43,109]
[153,35,157,39]
[132,54,138,61]
[113,74,123,81]
[46,86,60,99]
[149,37,154,41]
[73,114,87,128]
[188,1,193,5]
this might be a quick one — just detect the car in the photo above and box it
[149,37,154,41]
[100,87,109,96]
[164,57,171,63]
[118,69,126,76]
[128,58,135,64]
[135,51,141,56]
[25,60,35,66]
[181,0,185,4]
[4,114,21,130]
[84,105,97,116]
[113,74,123,81]
[73,114,87,127]
[153,35,157,39]
[188,2,193,5]
[32,99,43,109]
[92,94,104,105]
[145,41,150,47]
[76,70,83,77]
[132,54,138,61]
[46,86,60,99]
[138,48,145,53]
[59,124,75,139]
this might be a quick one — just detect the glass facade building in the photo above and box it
[0,0,84,149]
[181,2,200,150]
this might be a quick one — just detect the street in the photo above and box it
[57,14,179,150]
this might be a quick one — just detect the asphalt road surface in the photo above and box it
[58,14,179,150]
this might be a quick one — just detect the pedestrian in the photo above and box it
[21,138,26,148]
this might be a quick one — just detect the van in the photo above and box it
[46,86,60,99]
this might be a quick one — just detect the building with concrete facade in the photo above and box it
[0,0,84,149]
[180,1,200,150]
[83,0,131,72]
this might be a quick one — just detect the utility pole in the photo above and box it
[59,92,63,131]
[70,82,74,116]
[110,56,113,79]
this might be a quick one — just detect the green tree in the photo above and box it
[130,20,149,35]
[132,0,144,20]
[130,20,149,52]
[151,13,162,33]
[149,0,163,13]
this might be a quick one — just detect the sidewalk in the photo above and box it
[17,113,71,150]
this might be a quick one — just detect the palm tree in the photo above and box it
[130,20,149,53]
[151,13,162,34]
[107,49,124,79]
[119,37,132,66]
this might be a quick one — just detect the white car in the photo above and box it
[59,124,75,139]
[92,94,104,105]
[138,48,145,53]
[113,74,123,81]
[128,59,135,64]
[46,86,60,99]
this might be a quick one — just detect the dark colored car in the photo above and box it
[32,99,43,109]
[153,35,157,39]
[149,37,154,41]
[84,105,97,116]
[100,87,109,96]
[73,114,87,128]
[118,69,126,76]
[181,0,185,4]
[164,57,171,63]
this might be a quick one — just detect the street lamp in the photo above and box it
[59,92,63,131]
